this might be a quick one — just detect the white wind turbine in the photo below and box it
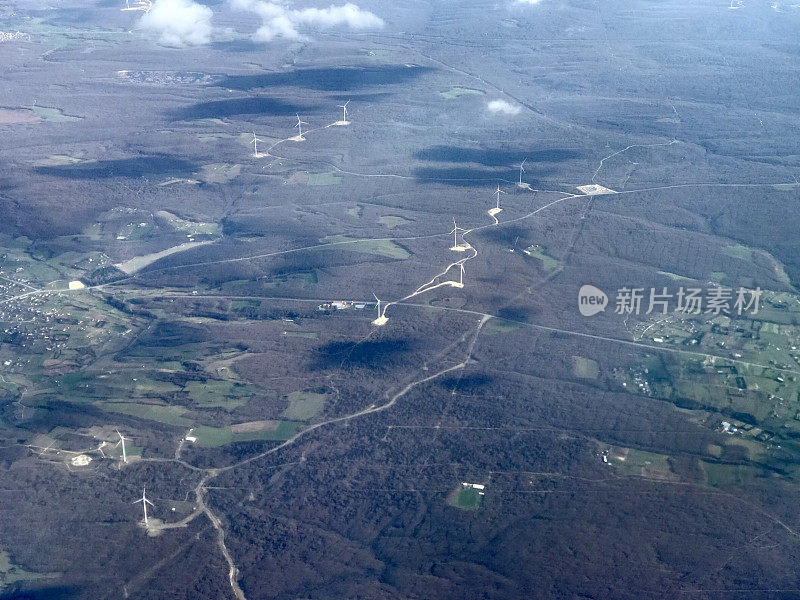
[133,486,155,527]
[37,442,54,456]
[250,131,265,158]
[293,114,308,141]
[372,293,388,326]
[516,158,530,188]
[449,218,469,252]
[335,100,351,126]
[489,184,505,217]
[494,184,505,208]
[115,429,129,463]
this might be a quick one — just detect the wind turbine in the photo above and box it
[494,184,505,209]
[517,158,528,187]
[250,131,264,157]
[335,100,350,126]
[133,487,155,527]
[293,114,308,141]
[449,218,469,252]
[372,293,388,326]
[38,442,54,456]
[115,429,129,463]
[487,184,506,218]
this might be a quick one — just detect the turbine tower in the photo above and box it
[115,429,129,463]
[450,263,465,288]
[494,184,505,209]
[335,100,351,126]
[372,293,388,326]
[293,114,308,141]
[250,131,264,158]
[488,184,505,218]
[517,158,528,187]
[133,487,155,527]
[37,442,54,456]
[449,218,469,252]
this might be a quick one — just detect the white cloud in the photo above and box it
[515,0,543,4]
[139,0,213,47]
[487,99,521,115]
[232,0,384,42]
[293,4,385,29]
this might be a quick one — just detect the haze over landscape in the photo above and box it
[1,0,800,598]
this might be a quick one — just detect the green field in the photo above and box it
[321,235,410,259]
[98,402,192,426]
[230,300,260,312]
[447,485,484,511]
[701,461,762,487]
[439,86,485,99]
[108,443,143,460]
[191,421,302,447]
[608,447,672,479]
[126,342,208,361]
[282,390,326,421]
[723,244,753,260]
[710,271,727,283]
[523,245,562,271]
[723,244,791,285]
[56,372,182,401]
[573,356,599,379]
[0,550,55,591]
[484,318,525,335]
[308,173,341,186]
[32,105,81,122]
[156,210,219,235]
[262,271,318,289]
[184,380,257,410]
[377,215,413,229]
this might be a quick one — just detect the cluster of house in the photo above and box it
[317,301,367,312]
[461,482,486,495]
